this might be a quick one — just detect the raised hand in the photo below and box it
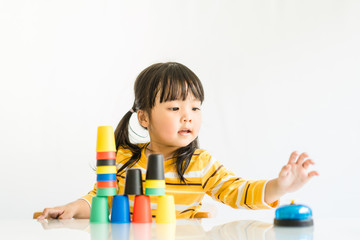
[277,151,319,193]
[264,151,319,205]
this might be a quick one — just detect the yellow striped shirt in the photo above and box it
[80,143,278,218]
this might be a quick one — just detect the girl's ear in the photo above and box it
[137,110,149,129]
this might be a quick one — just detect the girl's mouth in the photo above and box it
[178,129,191,135]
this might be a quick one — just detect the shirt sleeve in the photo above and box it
[79,184,97,207]
[199,152,279,209]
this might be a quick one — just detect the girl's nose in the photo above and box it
[181,111,192,123]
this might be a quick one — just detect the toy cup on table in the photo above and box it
[90,196,110,223]
[90,126,117,223]
[132,195,152,223]
[124,169,152,223]
[111,169,144,223]
[111,195,131,223]
[96,126,117,197]
[156,195,176,223]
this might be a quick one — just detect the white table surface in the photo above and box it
[0,217,359,240]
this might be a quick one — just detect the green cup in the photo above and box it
[97,188,117,197]
[90,196,109,223]
[145,187,165,196]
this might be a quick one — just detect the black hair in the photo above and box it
[114,62,204,183]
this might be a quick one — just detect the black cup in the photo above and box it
[124,169,143,195]
[146,154,165,180]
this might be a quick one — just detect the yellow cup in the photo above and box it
[145,180,165,189]
[156,195,176,223]
[96,166,117,174]
[96,126,116,152]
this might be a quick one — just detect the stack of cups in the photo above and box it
[126,169,152,223]
[145,154,165,196]
[145,154,176,223]
[110,169,144,223]
[90,126,117,223]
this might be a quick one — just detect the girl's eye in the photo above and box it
[192,107,201,111]
[169,107,179,111]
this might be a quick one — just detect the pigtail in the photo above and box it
[173,138,199,184]
[114,104,142,178]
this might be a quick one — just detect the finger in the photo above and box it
[279,164,291,177]
[296,152,309,165]
[49,209,65,219]
[37,208,50,220]
[302,159,315,169]
[40,208,64,219]
[308,171,319,178]
[58,212,73,220]
[288,151,299,164]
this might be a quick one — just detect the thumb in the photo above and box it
[279,164,291,177]
[41,208,65,219]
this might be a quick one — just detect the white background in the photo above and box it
[1,0,359,221]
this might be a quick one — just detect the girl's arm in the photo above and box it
[37,199,90,220]
[264,151,319,204]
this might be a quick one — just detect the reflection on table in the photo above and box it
[37,218,314,240]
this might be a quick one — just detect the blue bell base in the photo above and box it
[274,218,313,227]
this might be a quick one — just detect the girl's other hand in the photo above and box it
[37,206,75,220]
[277,151,319,193]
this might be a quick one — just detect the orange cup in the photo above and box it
[97,180,117,188]
[132,195,152,223]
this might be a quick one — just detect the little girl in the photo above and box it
[38,62,318,219]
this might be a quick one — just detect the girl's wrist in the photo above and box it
[265,178,287,204]
[72,199,91,219]
[273,178,288,196]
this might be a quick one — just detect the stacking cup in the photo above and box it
[146,154,165,180]
[156,195,176,223]
[96,126,116,152]
[90,196,109,223]
[145,154,165,196]
[132,195,152,223]
[111,195,131,223]
[96,126,117,197]
[124,169,143,195]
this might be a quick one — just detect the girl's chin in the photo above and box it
[174,138,197,147]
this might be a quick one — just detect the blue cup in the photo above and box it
[111,195,131,223]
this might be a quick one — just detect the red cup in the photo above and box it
[132,195,152,223]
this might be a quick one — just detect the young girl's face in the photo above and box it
[142,93,202,150]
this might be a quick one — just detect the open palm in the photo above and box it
[277,152,319,193]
